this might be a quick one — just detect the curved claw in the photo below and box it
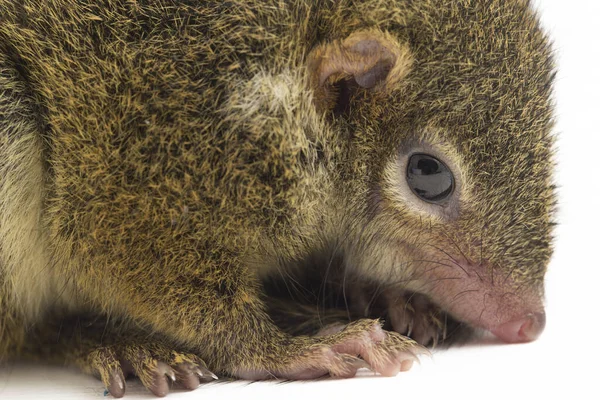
[157,361,177,383]
[406,320,414,337]
[173,363,201,390]
[140,361,176,397]
[170,360,219,390]
[193,365,218,381]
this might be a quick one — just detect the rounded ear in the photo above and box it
[307,29,413,114]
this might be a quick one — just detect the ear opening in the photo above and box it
[331,77,360,116]
[307,29,413,114]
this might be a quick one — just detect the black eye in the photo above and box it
[406,153,454,204]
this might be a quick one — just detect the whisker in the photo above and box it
[318,235,349,326]
[425,244,463,268]
[452,289,480,302]
[411,258,465,271]
[341,259,352,322]
[424,244,471,277]
[366,279,386,316]
[419,277,463,296]
[478,292,492,325]
[274,257,300,303]
[441,230,474,265]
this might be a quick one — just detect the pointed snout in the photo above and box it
[491,311,546,343]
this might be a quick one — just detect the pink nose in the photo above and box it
[491,312,546,343]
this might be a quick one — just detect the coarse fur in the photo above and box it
[0,0,555,396]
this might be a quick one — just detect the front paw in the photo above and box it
[234,319,427,381]
[80,343,217,397]
[384,291,446,347]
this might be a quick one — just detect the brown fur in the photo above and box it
[0,0,555,395]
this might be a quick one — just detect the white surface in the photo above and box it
[0,338,589,399]
[1,0,598,398]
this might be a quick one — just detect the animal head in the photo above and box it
[308,0,555,342]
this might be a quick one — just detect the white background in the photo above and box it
[1,0,598,398]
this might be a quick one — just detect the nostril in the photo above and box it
[492,311,546,343]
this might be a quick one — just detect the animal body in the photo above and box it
[0,0,555,397]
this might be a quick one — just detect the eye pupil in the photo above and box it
[406,154,454,204]
[415,158,440,175]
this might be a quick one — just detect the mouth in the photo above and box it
[411,257,547,344]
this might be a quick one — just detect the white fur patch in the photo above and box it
[223,69,309,126]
